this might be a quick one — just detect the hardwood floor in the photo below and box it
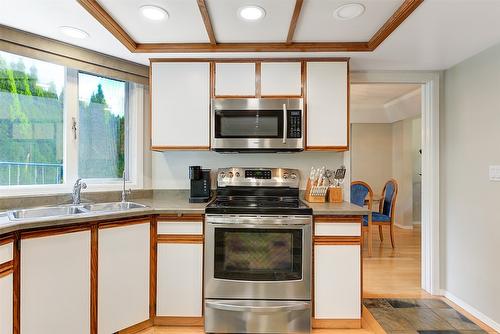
[362,225,427,298]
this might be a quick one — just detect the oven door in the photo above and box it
[205,215,312,300]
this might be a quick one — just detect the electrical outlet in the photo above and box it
[489,165,500,181]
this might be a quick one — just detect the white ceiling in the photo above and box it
[294,0,403,42]
[351,84,422,123]
[99,0,209,43]
[1,0,500,71]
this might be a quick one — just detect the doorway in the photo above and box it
[350,71,440,297]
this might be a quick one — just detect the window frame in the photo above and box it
[0,55,144,196]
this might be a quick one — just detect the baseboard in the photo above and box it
[312,318,361,329]
[154,316,204,326]
[117,319,153,334]
[442,290,500,333]
[395,223,413,230]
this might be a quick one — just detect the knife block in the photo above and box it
[328,187,343,203]
[304,179,326,203]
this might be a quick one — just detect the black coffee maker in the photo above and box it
[189,166,211,203]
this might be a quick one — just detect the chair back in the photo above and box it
[350,181,374,210]
[379,179,398,219]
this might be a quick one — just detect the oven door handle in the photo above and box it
[282,103,287,144]
[206,301,309,313]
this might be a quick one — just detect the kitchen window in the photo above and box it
[0,49,145,193]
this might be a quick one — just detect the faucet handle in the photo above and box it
[81,182,87,189]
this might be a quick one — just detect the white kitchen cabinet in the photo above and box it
[314,244,360,319]
[215,63,256,96]
[306,61,348,149]
[21,231,91,334]
[261,62,302,96]
[98,222,150,334]
[0,273,13,334]
[157,243,203,317]
[151,62,210,149]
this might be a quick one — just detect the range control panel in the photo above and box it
[217,167,300,188]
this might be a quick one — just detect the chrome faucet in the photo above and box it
[121,171,131,203]
[72,178,87,205]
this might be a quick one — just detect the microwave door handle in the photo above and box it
[283,104,287,144]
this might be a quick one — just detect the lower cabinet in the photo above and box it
[314,244,361,319]
[98,221,150,334]
[0,273,13,334]
[156,217,204,320]
[157,243,203,316]
[21,231,91,334]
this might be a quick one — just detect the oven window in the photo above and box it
[214,228,302,281]
[215,110,283,138]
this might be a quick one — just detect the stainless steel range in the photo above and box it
[204,167,313,334]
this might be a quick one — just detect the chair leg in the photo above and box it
[378,225,384,242]
[390,223,396,248]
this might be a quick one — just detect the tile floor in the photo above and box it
[363,298,487,334]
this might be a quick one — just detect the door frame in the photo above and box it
[350,71,441,295]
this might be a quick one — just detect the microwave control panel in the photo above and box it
[287,110,302,138]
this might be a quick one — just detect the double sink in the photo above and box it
[7,201,147,222]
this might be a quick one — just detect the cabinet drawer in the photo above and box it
[315,223,361,237]
[0,242,13,263]
[158,221,203,235]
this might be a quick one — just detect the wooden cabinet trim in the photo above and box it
[20,225,90,240]
[0,235,14,246]
[157,234,204,244]
[90,224,98,334]
[157,214,204,222]
[314,216,362,223]
[312,319,361,329]
[98,218,151,230]
[314,236,361,245]
[150,219,157,319]
[0,260,13,278]
[153,316,204,326]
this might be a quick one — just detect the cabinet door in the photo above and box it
[21,231,91,334]
[0,273,13,334]
[157,243,203,316]
[98,222,150,334]
[215,63,256,96]
[314,244,360,319]
[261,62,302,96]
[306,62,348,149]
[151,62,210,149]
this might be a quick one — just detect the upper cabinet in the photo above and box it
[306,61,349,150]
[215,63,256,97]
[261,62,302,97]
[151,62,210,150]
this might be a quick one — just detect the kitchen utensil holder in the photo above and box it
[304,179,327,203]
[328,187,343,203]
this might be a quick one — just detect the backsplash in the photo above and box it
[152,151,346,189]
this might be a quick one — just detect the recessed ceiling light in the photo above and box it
[140,5,169,21]
[334,3,365,20]
[238,5,266,21]
[59,26,89,39]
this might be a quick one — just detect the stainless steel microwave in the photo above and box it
[211,98,304,152]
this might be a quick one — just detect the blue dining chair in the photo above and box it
[351,181,374,248]
[371,179,399,248]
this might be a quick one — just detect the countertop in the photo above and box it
[0,190,369,235]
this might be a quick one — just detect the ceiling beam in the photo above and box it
[77,0,136,52]
[369,0,424,49]
[136,42,370,53]
[196,0,217,45]
[286,0,304,44]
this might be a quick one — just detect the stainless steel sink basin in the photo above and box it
[7,202,147,221]
[8,205,89,221]
[83,202,147,212]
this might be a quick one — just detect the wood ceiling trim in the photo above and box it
[286,0,304,44]
[368,0,424,50]
[77,0,137,52]
[79,0,424,53]
[196,0,217,45]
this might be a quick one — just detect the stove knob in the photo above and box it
[290,173,297,180]
[235,172,240,177]
[283,173,289,179]
[219,172,225,178]
[227,172,234,178]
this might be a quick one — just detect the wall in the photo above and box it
[351,123,393,195]
[152,151,345,190]
[441,42,500,329]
